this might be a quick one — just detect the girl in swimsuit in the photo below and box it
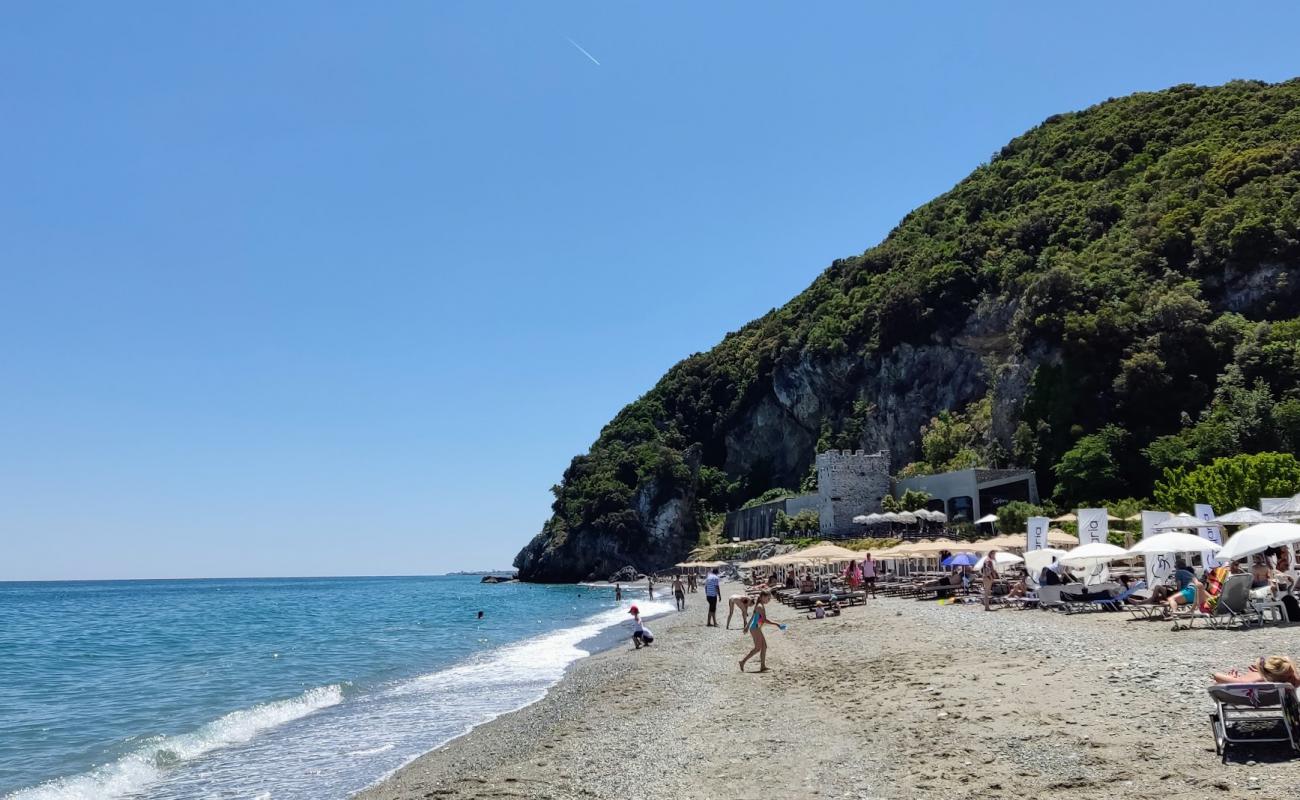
[739,591,785,673]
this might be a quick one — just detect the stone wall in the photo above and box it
[816,449,891,538]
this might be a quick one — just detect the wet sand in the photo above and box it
[357,592,1300,799]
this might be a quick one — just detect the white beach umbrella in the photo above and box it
[880,512,901,523]
[1215,523,1300,562]
[895,511,918,525]
[974,513,999,525]
[1152,512,1214,531]
[1126,531,1222,555]
[974,552,1023,569]
[1023,548,1068,576]
[1061,542,1129,565]
[852,515,871,524]
[929,510,948,523]
[1211,507,1284,526]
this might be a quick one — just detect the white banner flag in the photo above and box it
[1077,508,1108,546]
[1194,503,1221,569]
[1142,510,1173,589]
[1026,516,1050,552]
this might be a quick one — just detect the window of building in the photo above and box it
[948,496,974,523]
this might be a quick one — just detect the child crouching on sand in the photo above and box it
[628,605,654,649]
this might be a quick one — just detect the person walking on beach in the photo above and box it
[615,583,622,601]
[704,568,722,627]
[672,574,686,611]
[628,605,654,649]
[861,553,877,599]
[981,550,999,611]
[647,575,654,599]
[688,572,697,593]
[739,590,784,672]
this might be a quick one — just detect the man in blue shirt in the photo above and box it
[704,568,722,627]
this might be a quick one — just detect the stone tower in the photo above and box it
[815,449,891,538]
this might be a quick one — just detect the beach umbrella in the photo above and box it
[974,513,998,525]
[852,514,870,524]
[866,513,885,524]
[928,510,948,523]
[1215,523,1300,562]
[974,534,1021,550]
[1126,531,1222,555]
[942,552,979,567]
[895,511,918,525]
[1052,512,1078,523]
[975,552,1024,569]
[880,512,901,523]
[767,552,812,565]
[1023,548,1068,577]
[1124,513,1142,522]
[1152,513,1213,532]
[1046,528,1076,547]
[1211,507,1283,527]
[1061,542,1129,565]
[796,542,862,562]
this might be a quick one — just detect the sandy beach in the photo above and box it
[358,590,1300,800]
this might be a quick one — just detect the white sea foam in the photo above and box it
[5,685,343,800]
[6,599,675,800]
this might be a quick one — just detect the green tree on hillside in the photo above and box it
[1153,452,1300,513]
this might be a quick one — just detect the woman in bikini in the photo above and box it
[739,591,785,672]
[1212,655,1300,687]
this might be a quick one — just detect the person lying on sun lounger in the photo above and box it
[1212,655,1300,687]
[1165,560,1206,616]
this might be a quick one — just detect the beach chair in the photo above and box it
[1208,683,1300,762]
[1059,582,1123,614]
[1071,581,1146,612]
[1203,574,1262,630]
[1034,584,1066,611]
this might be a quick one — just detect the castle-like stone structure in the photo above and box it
[815,449,891,538]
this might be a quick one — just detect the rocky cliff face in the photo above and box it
[516,79,1300,582]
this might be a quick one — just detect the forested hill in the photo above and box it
[515,79,1300,582]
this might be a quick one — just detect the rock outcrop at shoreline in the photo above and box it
[517,79,1300,583]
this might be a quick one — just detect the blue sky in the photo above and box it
[4,2,1299,580]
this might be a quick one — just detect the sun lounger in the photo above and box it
[1059,582,1124,613]
[1034,584,1066,611]
[1063,581,1145,613]
[1208,682,1300,761]
[1202,574,1262,630]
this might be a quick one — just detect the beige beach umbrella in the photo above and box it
[1046,528,1076,547]
[796,542,862,561]
[766,552,812,566]
[1052,512,1078,523]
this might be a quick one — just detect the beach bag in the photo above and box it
[1283,594,1300,622]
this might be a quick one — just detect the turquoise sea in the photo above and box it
[0,576,672,799]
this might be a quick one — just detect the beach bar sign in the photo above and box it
[1195,503,1221,569]
[1077,508,1108,546]
[1025,516,1049,552]
[1142,510,1174,588]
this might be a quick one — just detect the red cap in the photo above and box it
[628,605,639,614]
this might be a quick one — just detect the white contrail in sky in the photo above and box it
[566,37,601,66]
